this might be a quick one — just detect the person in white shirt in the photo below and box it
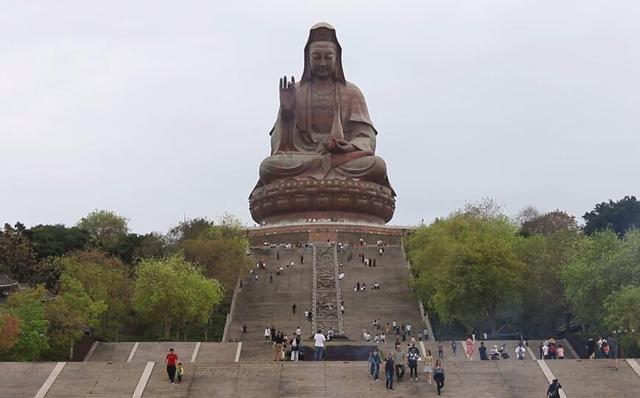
[515,343,526,360]
[264,326,271,342]
[313,329,326,361]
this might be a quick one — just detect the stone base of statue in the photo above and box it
[249,178,395,225]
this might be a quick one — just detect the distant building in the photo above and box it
[0,273,19,302]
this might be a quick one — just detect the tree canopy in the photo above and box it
[132,254,224,340]
[583,195,640,236]
[77,210,129,252]
[1,286,50,361]
[407,204,524,333]
[0,223,38,283]
[561,229,640,331]
[25,224,90,260]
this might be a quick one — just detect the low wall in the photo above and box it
[247,223,413,246]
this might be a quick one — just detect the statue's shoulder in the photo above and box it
[343,81,364,96]
[341,81,368,103]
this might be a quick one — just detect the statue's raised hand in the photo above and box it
[279,75,296,119]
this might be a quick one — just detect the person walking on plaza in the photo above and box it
[290,334,301,362]
[586,338,596,359]
[176,363,184,383]
[479,342,488,360]
[385,353,395,390]
[423,349,434,384]
[437,341,444,359]
[451,340,457,357]
[313,329,326,361]
[273,333,284,361]
[433,359,445,395]
[394,345,406,381]
[546,379,562,398]
[264,326,271,342]
[608,335,619,370]
[515,342,526,360]
[368,347,381,380]
[407,343,420,381]
[292,303,297,315]
[165,348,179,383]
[466,336,474,360]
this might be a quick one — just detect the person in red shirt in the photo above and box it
[165,348,179,383]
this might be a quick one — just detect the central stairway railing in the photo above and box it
[312,244,344,336]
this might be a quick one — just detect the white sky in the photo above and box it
[1,0,639,233]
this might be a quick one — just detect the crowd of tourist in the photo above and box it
[585,335,619,370]
[367,343,446,394]
[263,325,305,362]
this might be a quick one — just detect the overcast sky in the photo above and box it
[1,1,639,233]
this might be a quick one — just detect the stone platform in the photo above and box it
[247,222,411,246]
[249,178,396,225]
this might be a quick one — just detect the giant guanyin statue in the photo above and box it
[249,23,396,225]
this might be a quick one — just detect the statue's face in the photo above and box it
[309,41,337,80]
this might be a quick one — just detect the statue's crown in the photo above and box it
[308,22,338,44]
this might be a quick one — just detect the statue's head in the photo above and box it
[309,41,338,80]
[302,22,345,83]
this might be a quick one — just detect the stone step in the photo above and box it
[4,359,640,397]
[0,362,56,398]
[45,362,146,398]
[130,342,198,363]
[547,359,640,397]
[86,341,136,362]
[232,245,426,357]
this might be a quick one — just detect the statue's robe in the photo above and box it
[254,80,394,194]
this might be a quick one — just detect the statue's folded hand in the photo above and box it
[325,138,355,153]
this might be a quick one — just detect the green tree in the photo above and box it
[132,254,223,339]
[130,233,166,261]
[583,195,640,237]
[168,215,250,291]
[0,223,39,283]
[168,218,214,242]
[520,210,578,237]
[514,229,585,334]
[77,210,129,253]
[25,224,90,260]
[605,285,640,350]
[562,230,640,331]
[407,206,524,333]
[45,274,107,359]
[0,313,21,352]
[1,286,50,361]
[55,251,132,341]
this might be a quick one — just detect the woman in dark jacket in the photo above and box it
[385,354,395,390]
[433,359,445,395]
[546,379,562,398]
